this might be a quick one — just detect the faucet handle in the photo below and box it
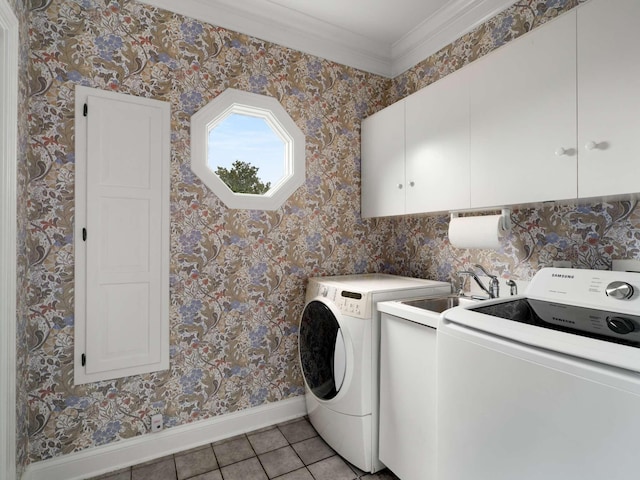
[474,264,497,280]
[456,272,470,296]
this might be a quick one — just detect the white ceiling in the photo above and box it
[265,0,453,44]
[138,0,517,78]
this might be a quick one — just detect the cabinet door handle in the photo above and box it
[585,141,598,151]
[409,181,415,187]
[397,183,403,189]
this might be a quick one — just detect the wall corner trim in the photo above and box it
[22,396,307,480]
[0,0,20,479]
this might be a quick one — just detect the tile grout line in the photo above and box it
[279,427,315,480]
[275,421,319,480]
[273,419,362,480]
[244,432,271,480]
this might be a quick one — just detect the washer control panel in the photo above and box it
[335,290,368,319]
[527,268,640,316]
[306,281,369,319]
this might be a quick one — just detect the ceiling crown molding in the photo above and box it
[137,0,516,78]
[137,0,392,76]
[391,0,519,76]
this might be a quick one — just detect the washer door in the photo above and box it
[299,300,347,401]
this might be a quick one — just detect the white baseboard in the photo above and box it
[23,396,306,480]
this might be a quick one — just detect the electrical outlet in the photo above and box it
[151,413,163,433]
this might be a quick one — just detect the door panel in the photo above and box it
[577,0,640,198]
[469,12,577,207]
[406,67,470,213]
[361,101,406,217]
[75,86,170,385]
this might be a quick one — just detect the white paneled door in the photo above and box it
[74,86,170,385]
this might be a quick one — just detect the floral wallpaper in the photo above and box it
[19,0,640,471]
[384,201,640,290]
[391,0,583,100]
[25,0,390,464]
[10,0,33,476]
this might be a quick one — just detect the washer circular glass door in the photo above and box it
[299,300,347,401]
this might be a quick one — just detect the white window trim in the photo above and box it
[74,86,171,385]
[0,0,18,478]
[191,88,305,210]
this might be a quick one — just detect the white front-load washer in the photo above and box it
[298,273,450,473]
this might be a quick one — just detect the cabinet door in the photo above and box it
[577,0,640,199]
[379,313,437,480]
[469,12,577,208]
[405,67,470,214]
[361,101,405,218]
[74,86,170,385]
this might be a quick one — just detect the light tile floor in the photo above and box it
[89,417,400,480]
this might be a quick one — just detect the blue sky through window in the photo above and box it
[207,113,286,186]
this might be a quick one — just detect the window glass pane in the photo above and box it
[207,113,286,194]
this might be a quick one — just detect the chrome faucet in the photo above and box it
[458,264,500,299]
[474,264,500,298]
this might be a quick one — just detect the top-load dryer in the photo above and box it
[298,273,450,473]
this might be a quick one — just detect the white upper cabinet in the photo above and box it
[361,100,405,218]
[361,0,640,217]
[577,0,640,199]
[469,11,577,208]
[406,67,470,214]
[361,69,470,218]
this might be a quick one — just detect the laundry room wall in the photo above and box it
[24,0,392,464]
[20,0,640,469]
[10,0,35,475]
[381,202,640,288]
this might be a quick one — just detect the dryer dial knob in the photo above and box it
[606,281,634,300]
[320,286,328,297]
[607,316,635,335]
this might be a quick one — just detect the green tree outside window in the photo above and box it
[215,160,271,194]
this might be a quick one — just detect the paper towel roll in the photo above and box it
[448,215,504,250]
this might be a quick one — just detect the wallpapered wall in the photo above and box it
[20,0,640,468]
[11,0,33,475]
[24,0,391,463]
[392,0,583,100]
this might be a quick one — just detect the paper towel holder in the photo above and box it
[450,208,512,231]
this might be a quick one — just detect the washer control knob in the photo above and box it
[320,287,328,297]
[607,316,635,335]
[606,281,634,300]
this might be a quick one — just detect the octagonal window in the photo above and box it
[191,88,305,210]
